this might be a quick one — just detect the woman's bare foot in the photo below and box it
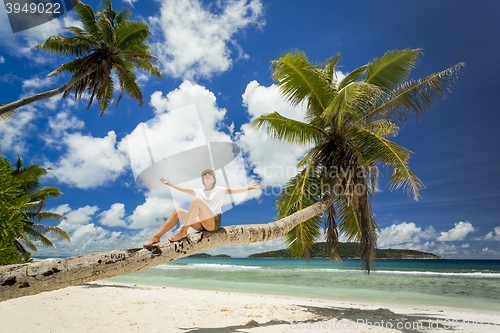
[168,229,188,242]
[143,236,160,247]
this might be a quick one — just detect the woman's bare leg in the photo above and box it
[143,208,188,246]
[169,198,215,241]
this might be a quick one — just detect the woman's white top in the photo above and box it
[193,186,228,215]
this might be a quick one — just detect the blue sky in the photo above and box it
[0,0,499,259]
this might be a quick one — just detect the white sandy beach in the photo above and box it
[0,280,498,333]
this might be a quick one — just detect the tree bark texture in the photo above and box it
[0,71,90,117]
[0,192,333,302]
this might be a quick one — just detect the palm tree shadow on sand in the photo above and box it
[179,304,466,333]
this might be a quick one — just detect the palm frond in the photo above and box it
[22,221,70,242]
[100,75,114,113]
[98,0,115,23]
[48,57,86,76]
[271,50,332,113]
[0,110,15,121]
[365,48,421,92]
[355,63,465,126]
[114,62,142,108]
[277,165,323,259]
[350,126,424,200]
[115,8,132,24]
[63,25,93,39]
[73,0,99,37]
[28,186,63,201]
[20,226,55,249]
[97,11,116,48]
[249,112,325,146]
[116,21,151,49]
[34,35,95,57]
[337,65,367,90]
[319,52,341,88]
[333,195,361,241]
[358,119,399,137]
[323,82,383,128]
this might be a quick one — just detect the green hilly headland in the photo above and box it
[247,242,443,259]
[188,253,232,258]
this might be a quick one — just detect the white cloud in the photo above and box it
[126,195,176,229]
[236,80,311,185]
[378,222,436,248]
[48,111,85,136]
[52,204,100,233]
[432,243,458,256]
[437,221,475,241]
[0,56,4,63]
[122,0,138,6]
[39,203,154,256]
[474,226,500,241]
[149,80,227,140]
[149,0,264,79]
[22,76,55,90]
[99,203,127,228]
[0,109,36,153]
[45,131,129,189]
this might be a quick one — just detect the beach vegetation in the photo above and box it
[251,49,463,272]
[0,0,162,120]
[11,156,69,255]
[0,154,32,265]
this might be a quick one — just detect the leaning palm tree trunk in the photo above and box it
[0,71,91,117]
[0,192,334,302]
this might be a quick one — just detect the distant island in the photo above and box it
[247,242,443,259]
[188,253,232,258]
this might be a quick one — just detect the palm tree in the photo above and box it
[250,49,464,272]
[11,156,69,254]
[0,154,31,265]
[0,0,162,120]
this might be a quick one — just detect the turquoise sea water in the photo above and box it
[103,258,500,311]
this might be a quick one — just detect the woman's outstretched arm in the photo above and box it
[160,178,195,195]
[226,183,264,194]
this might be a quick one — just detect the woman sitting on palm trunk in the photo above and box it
[143,169,264,246]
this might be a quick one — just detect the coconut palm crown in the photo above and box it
[251,49,463,272]
[12,156,69,254]
[0,0,162,119]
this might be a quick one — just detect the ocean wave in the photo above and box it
[154,263,262,271]
[152,263,500,277]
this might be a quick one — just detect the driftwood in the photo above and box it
[0,192,333,302]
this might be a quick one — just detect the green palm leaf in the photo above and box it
[250,112,325,146]
[337,65,367,90]
[350,126,424,200]
[271,50,332,112]
[116,21,151,48]
[115,62,142,108]
[0,110,15,121]
[73,0,99,37]
[365,48,421,91]
[358,119,399,138]
[277,166,323,259]
[356,63,465,126]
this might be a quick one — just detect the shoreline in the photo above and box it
[1,280,498,332]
